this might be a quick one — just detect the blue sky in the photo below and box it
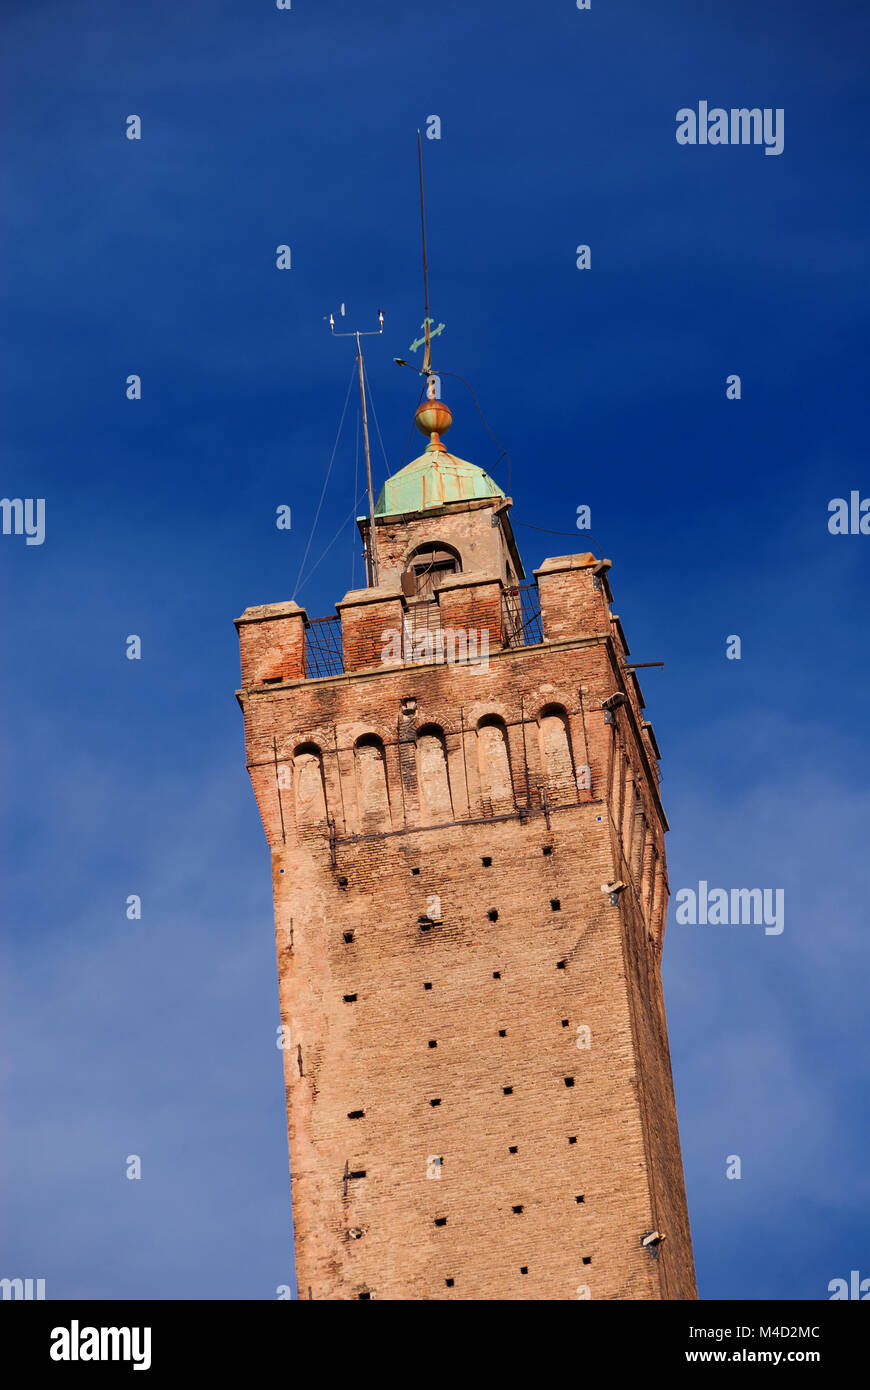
[1,0,868,1300]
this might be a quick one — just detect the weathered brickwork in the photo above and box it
[235,498,696,1301]
[373,498,522,589]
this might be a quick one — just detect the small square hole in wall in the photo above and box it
[445,1278,454,1287]
[512,1205,523,1214]
[564,1076,575,1088]
[424,982,433,990]
[488,909,499,922]
[582,1256,591,1265]
[428,1040,437,1049]
[561,1019,569,1027]
[556,960,567,970]
[509,1146,518,1154]
[419,921,432,932]
[575,1195,584,1203]
[344,931,354,943]
[482,856,492,867]
[349,1170,367,1180]
[343,994,357,1003]
[568,1136,577,1145]
[550,899,561,912]
[357,1291,371,1300]
[493,971,501,979]
[347,1110,365,1120]
[542,846,553,856]
[434,1217,447,1227]
[520,1267,528,1275]
[411,867,420,875]
[430,1098,441,1107]
[498,1029,507,1037]
[503,1086,513,1096]
[338,877,348,888]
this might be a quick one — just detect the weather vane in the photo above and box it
[409,318,445,357]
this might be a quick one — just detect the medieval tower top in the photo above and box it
[364,392,523,607]
[234,378,696,1299]
[236,135,693,1300]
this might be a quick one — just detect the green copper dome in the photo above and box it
[374,441,505,517]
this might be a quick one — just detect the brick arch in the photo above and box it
[475,714,514,813]
[293,742,328,828]
[353,733,391,830]
[403,542,462,600]
[403,539,463,570]
[415,724,453,823]
[536,703,576,794]
[476,713,509,732]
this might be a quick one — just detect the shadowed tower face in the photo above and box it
[235,395,697,1301]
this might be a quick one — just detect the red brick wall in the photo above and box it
[236,602,307,686]
[338,592,405,673]
[436,577,504,649]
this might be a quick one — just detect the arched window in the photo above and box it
[403,543,461,600]
[538,704,575,791]
[354,734,390,829]
[645,841,658,920]
[416,724,453,822]
[623,773,639,863]
[293,743,327,827]
[652,853,665,931]
[633,811,648,885]
[477,716,513,810]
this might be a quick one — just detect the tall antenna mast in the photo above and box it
[417,130,432,379]
[328,306,384,587]
[394,135,444,401]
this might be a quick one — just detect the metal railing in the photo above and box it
[305,583,543,678]
[502,583,543,647]
[403,600,442,653]
[306,615,345,678]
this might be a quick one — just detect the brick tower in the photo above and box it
[235,392,696,1300]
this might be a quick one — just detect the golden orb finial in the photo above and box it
[414,388,452,452]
